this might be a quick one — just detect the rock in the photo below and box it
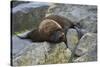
[12,35,33,59]
[79,6,97,33]
[79,17,97,33]
[12,2,50,33]
[73,45,97,62]
[67,29,79,51]
[79,29,88,36]
[75,33,97,56]
[46,4,97,24]
[13,42,72,66]
[13,42,50,65]
[11,1,30,8]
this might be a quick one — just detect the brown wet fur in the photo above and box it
[19,15,78,45]
[44,15,74,29]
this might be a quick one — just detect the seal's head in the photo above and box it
[38,19,66,43]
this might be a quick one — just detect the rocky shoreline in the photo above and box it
[11,2,97,66]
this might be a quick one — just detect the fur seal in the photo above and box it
[18,19,66,43]
[17,15,81,48]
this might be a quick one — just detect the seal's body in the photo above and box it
[19,19,66,43]
[17,15,81,48]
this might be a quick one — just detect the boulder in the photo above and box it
[12,2,49,33]
[75,33,97,56]
[73,45,97,62]
[13,42,72,66]
[67,29,79,51]
[79,16,97,33]
[46,4,97,24]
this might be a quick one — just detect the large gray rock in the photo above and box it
[67,29,79,51]
[13,42,50,65]
[46,4,97,23]
[12,2,50,33]
[12,34,33,59]
[79,16,97,33]
[13,41,72,66]
[75,33,97,56]
[73,45,97,62]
